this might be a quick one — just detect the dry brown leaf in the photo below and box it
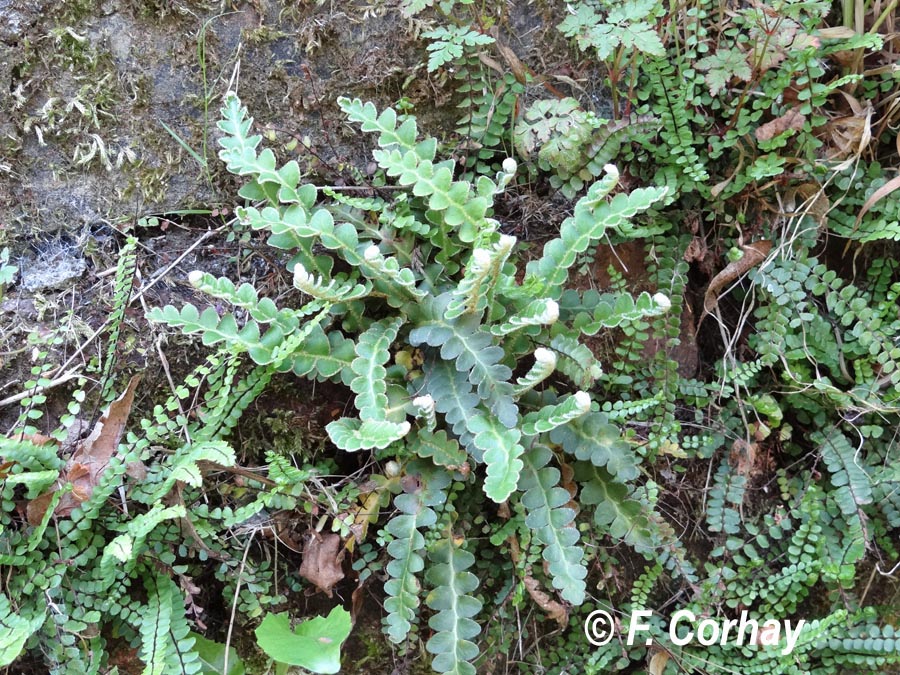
[523,575,568,629]
[299,531,345,597]
[817,26,858,39]
[702,240,773,316]
[683,237,708,264]
[855,174,900,227]
[648,649,671,675]
[755,108,805,141]
[729,439,757,479]
[345,489,383,552]
[787,183,831,226]
[26,375,141,525]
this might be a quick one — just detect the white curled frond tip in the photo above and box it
[542,300,560,324]
[653,292,672,311]
[497,234,517,252]
[534,347,557,368]
[413,395,435,412]
[573,390,592,412]
[471,248,492,269]
[293,263,314,285]
[603,164,620,179]
[187,270,204,286]
[502,157,518,174]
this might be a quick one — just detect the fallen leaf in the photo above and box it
[702,240,772,316]
[855,174,900,228]
[755,107,805,141]
[26,376,141,525]
[523,575,568,629]
[648,649,670,675]
[299,531,345,597]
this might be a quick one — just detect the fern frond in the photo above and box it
[148,303,285,365]
[360,245,427,308]
[576,462,655,552]
[340,98,496,244]
[217,92,304,203]
[101,504,187,584]
[384,469,449,644]
[351,318,404,421]
[423,26,494,73]
[410,294,517,427]
[188,270,305,332]
[513,347,557,396]
[525,168,668,296]
[289,325,356,385]
[412,395,438,431]
[549,331,604,390]
[817,428,873,513]
[139,441,236,504]
[0,593,45,667]
[468,414,524,503]
[421,358,480,449]
[706,460,745,535]
[292,263,371,304]
[521,391,592,436]
[237,203,334,277]
[139,574,200,675]
[519,446,587,604]
[446,235,516,320]
[490,299,559,336]
[549,412,639,480]
[425,534,482,675]
[327,418,411,451]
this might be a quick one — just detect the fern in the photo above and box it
[445,235,515,320]
[0,593,45,666]
[816,427,873,521]
[139,574,201,675]
[513,347,558,395]
[410,294,517,428]
[384,466,449,644]
[521,391,592,436]
[421,358,480,450]
[350,318,404,422]
[549,412,639,481]
[289,325,356,384]
[576,462,655,552]
[327,418,412,452]
[518,446,587,604]
[525,168,668,296]
[468,414,525,503]
[706,459,745,535]
[425,533,482,675]
[423,26,494,73]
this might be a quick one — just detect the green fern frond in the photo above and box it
[0,593,45,667]
[525,169,668,296]
[351,318,404,422]
[521,391,592,436]
[425,534,482,675]
[410,294,517,427]
[139,574,201,675]
[550,412,639,481]
[384,468,449,644]
[519,446,587,604]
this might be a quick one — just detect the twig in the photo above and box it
[0,369,82,408]
[223,531,255,675]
